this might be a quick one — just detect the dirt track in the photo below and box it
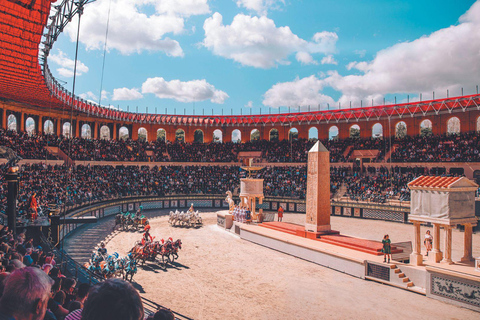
[106,211,479,320]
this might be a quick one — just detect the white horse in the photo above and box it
[225,191,235,213]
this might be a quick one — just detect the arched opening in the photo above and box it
[157,129,166,142]
[81,124,92,139]
[25,117,35,135]
[63,122,72,138]
[477,117,480,132]
[232,129,241,143]
[308,127,318,140]
[175,129,185,143]
[372,123,383,138]
[100,125,110,140]
[7,114,17,131]
[447,117,460,135]
[420,119,432,137]
[213,129,223,143]
[119,126,129,141]
[44,120,54,135]
[269,129,279,142]
[395,121,407,139]
[349,125,360,139]
[289,128,298,141]
[138,127,148,141]
[328,126,338,140]
[250,129,260,141]
[194,129,204,143]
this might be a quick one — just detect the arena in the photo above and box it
[1,0,480,319]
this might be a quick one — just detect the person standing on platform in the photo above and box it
[30,192,38,221]
[424,230,433,256]
[382,234,391,263]
[277,206,284,222]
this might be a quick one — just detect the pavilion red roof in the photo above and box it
[408,176,461,189]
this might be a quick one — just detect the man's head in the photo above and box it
[0,267,53,320]
[82,278,143,320]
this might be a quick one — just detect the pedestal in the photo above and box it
[410,253,423,266]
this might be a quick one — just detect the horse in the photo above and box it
[170,239,182,262]
[124,258,137,282]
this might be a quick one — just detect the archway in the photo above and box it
[63,122,72,137]
[288,128,298,141]
[25,117,35,135]
[100,125,110,140]
[81,124,92,139]
[232,129,241,143]
[194,129,204,143]
[7,114,17,131]
[328,126,338,140]
[477,117,480,132]
[308,127,318,140]
[119,126,129,140]
[44,120,54,135]
[269,128,279,142]
[250,129,260,141]
[138,127,148,141]
[175,129,185,143]
[213,129,223,143]
[372,123,383,138]
[157,129,166,142]
[447,117,460,135]
[349,125,360,139]
[420,119,432,136]
[395,121,407,139]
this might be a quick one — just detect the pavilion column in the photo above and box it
[259,197,263,215]
[93,122,98,139]
[38,116,43,134]
[2,109,6,129]
[56,119,61,136]
[442,225,453,264]
[430,223,443,263]
[410,221,423,265]
[251,197,256,220]
[112,124,117,140]
[461,223,474,263]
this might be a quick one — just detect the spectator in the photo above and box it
[82,278,144,320]
[0,267,53,320]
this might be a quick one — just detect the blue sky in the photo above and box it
[48,0,480,115]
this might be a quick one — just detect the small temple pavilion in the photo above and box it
[408,176,478,266]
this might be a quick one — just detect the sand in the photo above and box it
[106,211,479,320]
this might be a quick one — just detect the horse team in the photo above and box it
[168,209,202,227]
[85,251,138,282]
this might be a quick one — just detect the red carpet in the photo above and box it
[260,222,402,256]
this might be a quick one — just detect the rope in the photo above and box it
[98,0,112,109]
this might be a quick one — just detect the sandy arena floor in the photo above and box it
[106,211,480,320]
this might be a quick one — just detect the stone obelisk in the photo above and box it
[305,141,332,235]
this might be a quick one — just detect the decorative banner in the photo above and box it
[335,207,342,215]
[164,201,169,209]
[344,207,352,216]
[180,200,186,208]
[135,203,140,210]
[271,202,278,211]
[296,203,306,212]
[128,203,134,211]
[122,204,127,212]
[431,274,480,308]
[215,200,221,207]
[288,203,295,212]
[280,202,287,211]
[171,200,178,208]
[354,208,361,217]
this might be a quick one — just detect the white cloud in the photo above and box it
[142,77,229,104]
[112,88,144,101]
[245,101,254,108]
[236,0,285,16]
[79,91,98,102]
[49,50,89,78]
[321,55,337,65]
[296,52,317,65]
[263,1,480,108]
[202,13,337,68]
[354,49,366,58]
[64,0,210,56]
[263,75,335,108]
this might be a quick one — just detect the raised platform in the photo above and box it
[260,222,402,256]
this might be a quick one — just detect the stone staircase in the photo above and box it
[383,143,399,162]
[389,263,425,294]
[46,146,74,165]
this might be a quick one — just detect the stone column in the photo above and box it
[20,112,25,132]
[442,225,453,264]
[2,108,6,129]
[430,223,443,263]
[461,223,474,263]
[410,221,423,266]
[38,116,43,134]
[259,197,263,215]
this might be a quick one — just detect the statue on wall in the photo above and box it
[225,191,235,213]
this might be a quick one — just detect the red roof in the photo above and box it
[1,1,480,126]
[408,176,461,188]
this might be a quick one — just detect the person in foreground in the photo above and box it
[0,267,54,320]
[82,278,144,320]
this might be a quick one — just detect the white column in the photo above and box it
[461,223,474,263]
[410,221,423,266]
[442,225,453,264]
[430,223,443,263]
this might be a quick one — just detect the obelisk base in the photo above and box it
[305,223,339,239]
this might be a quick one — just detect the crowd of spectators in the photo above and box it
[390,132,480,162]
[0,129,57,160]
[0,226,173,319]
